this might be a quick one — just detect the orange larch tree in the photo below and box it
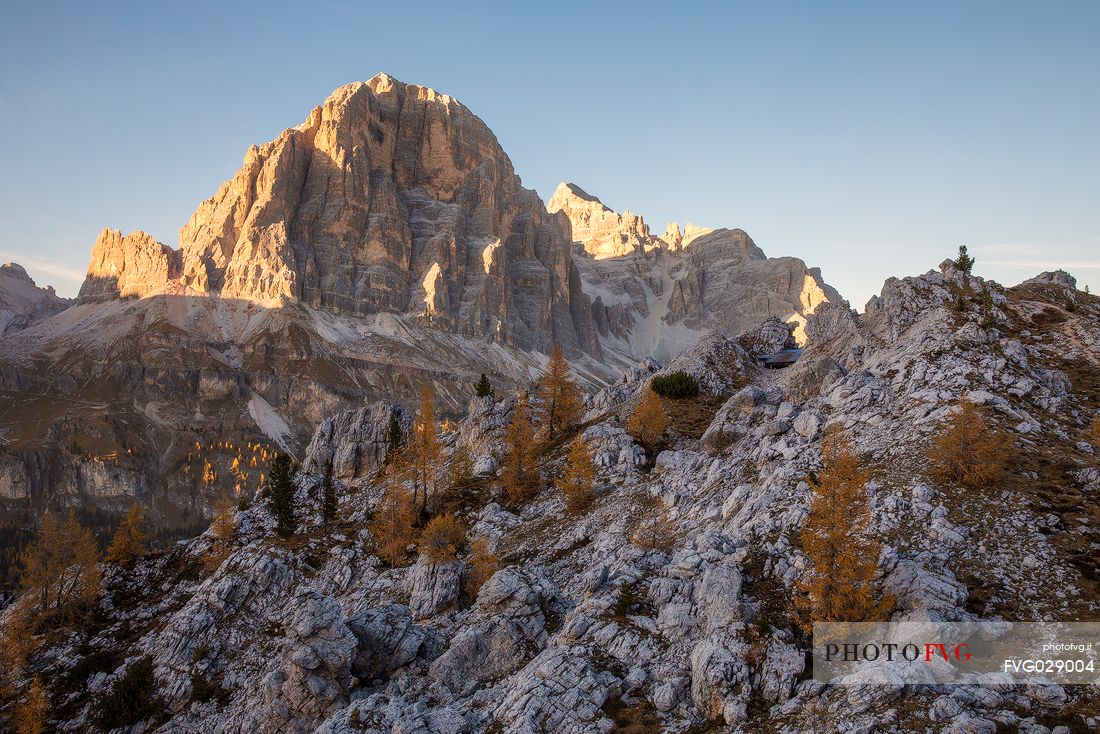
[436,445,474,514]
[627,387,669,455]
[465,537,498,599]
[417,514,466,564]
[105,503,147,567]
[406,385,444,514]
[534,345,584,441]
[629,502,677,553]
[795,426,893,633]
[928,400,1011,488]
[202,494,239,573]
[369,477,418,567]
[501,394,540,502]
[18,510,101,626]
[13,677,48,734]
[559,435,596,514]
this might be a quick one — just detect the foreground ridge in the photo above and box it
[2,257,1097,732]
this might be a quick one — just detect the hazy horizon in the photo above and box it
[2,1,1097,307]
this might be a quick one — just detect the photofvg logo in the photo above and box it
[813,622,1100,686]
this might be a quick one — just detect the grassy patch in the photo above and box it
[661,395,727,440]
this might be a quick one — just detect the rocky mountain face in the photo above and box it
[5,261,1096,732]
[0,73,844,561]
[549,183,841,360]
[546,182,666,259]
[0,263,70,336]
[78,74,596,356]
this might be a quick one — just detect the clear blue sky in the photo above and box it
[2,1,1097,306]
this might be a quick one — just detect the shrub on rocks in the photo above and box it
[418,514,465,564]
[465,537,498,598]
[90,656,161,732]
[649,371,700,399]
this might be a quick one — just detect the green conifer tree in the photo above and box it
[475,373,494,398]
[267,453,297,538]
[386,411,403,463]
[954,245,975,275]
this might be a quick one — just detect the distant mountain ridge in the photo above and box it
[0,262,70,337]
[548,181,840,359]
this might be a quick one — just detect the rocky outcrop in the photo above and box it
[1024,270,1078,290]
[0,262,70,335]
[495,647,620,732]
[429,568,552,697]
[406,558,463,618]
[737,316,797,355]
[689,638,750,725]
[659,334,758,397]
[303,401,408,480]
[78,228,176,302]
[454,395,513,471]
[261,593,358,733]
[345,604,436,682]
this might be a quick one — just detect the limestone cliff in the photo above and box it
[78,229,177,301]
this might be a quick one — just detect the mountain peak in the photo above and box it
[550,182,608,210]
[367,70,400,87]
[320,72,464,112]
[547,181,661,259]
